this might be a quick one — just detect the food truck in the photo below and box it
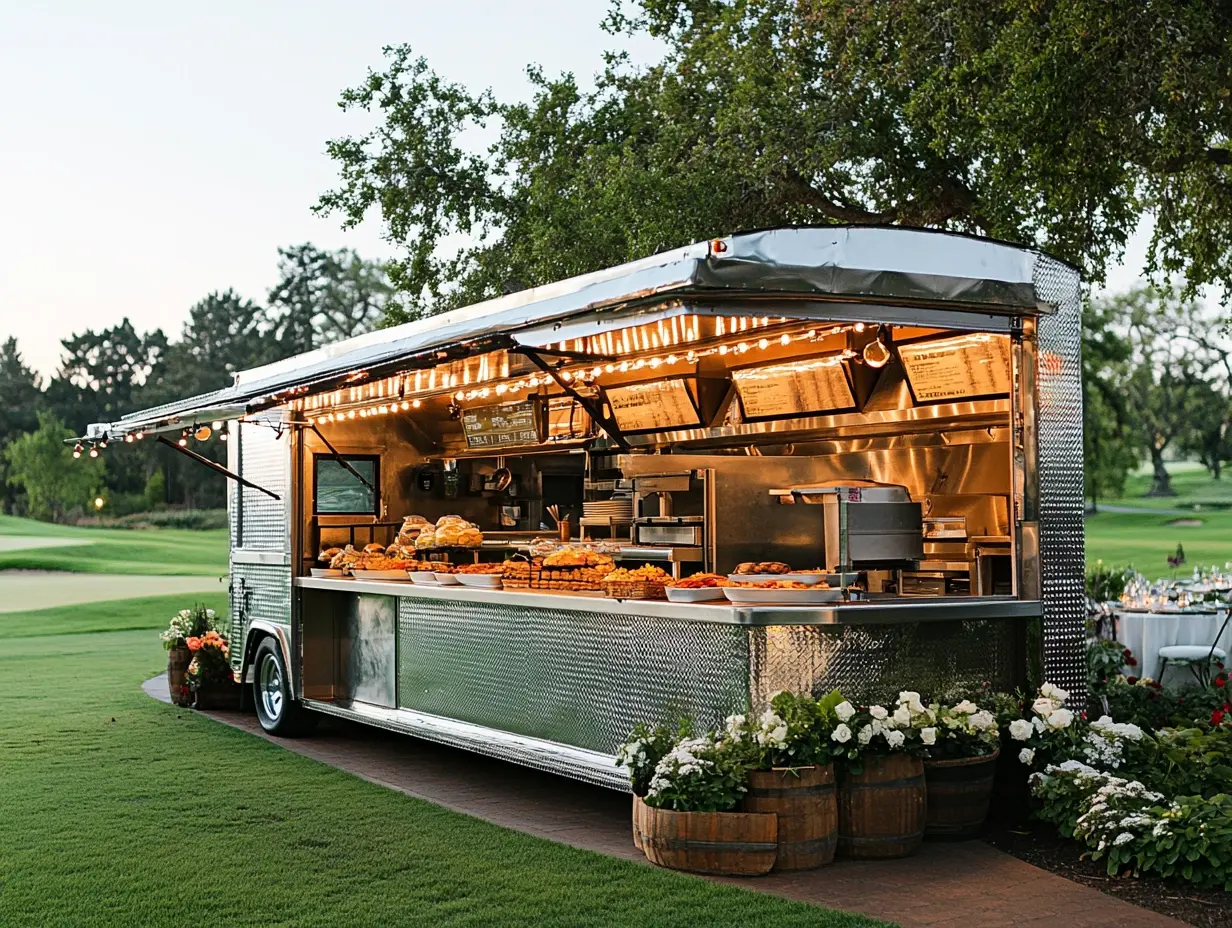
[86,227,1085,788]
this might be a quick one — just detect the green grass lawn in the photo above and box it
[0,598,888,928]
[1087,464,1232,570]
[0,514,227,576]
[0,592,229,639]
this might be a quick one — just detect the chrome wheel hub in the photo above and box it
[259,654,283,720]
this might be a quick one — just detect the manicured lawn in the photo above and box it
[0,515,227,576]
[0,592,229,639]
[0,599,888,928]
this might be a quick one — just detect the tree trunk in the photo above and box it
[1147,447,1174,496]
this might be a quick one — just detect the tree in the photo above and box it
[267,244,391,350]
[159,289,273,399]
[49,318,168,433]
[5,411,103,522]
[1081,301,1137,508]
[0,338,44,513]
[317,2,1232,323]
[1106,287,1228,496]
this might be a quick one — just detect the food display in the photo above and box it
[455,562,506,575]
[665,572,727,589]
[543,547,613,568]
[722,581,843,604]
[415,515,484,549]
[408,560,441,572]
[602,564,671,600]
[732,561,792,575]
[396,515,431,546]
[725,579,826,590]
[504,547,616,591]
[664,572,728,602]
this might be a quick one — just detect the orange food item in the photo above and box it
[455,562,505,575]
[726,579,828,590]
[667,572,728,589]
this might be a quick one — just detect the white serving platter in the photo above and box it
[408,572,441,585]
[722,586,843,604]
[351,569,415,581]
[665,586,727,603]
[433,572,462,585]
[454,574,504,589]
[309,568,345,578]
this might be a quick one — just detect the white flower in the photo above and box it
[898,691,925,713]
[1032,696,1059,718]
[969,710,997,732]
[835,701,856,722]
[1008,719,1033,741]
[884,729,906,749]
[952,700,978,715]
[1040,682,1069,704]
[726,713,746,731]
[1018,748,1035,765]
[1046,708,1074,730]
[857,725,874,745]
[869,705,889,720]
[920,727,937,745]
[1113,832,1135,847]
[770,724,788,744]
[1032,716,1047,734]
[892,705,912,727]
[831,723,853,743]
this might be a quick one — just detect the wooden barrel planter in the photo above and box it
[633,795,777,876]
[924,750,999,840]
[744,765,837,871]
[837,754,926,860]
[167,646,192,707]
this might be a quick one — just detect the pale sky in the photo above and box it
[0,1,1152,381]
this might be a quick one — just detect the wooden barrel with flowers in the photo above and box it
[743,765,837,870]
[837,754,926,859]
[924,750,999,840]
[634,795,778,876]
[166,644,192,707]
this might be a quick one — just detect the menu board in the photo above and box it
[606,379,701,432]
[899,334,1011,402]
[462,400,543,449]
[732,357,855,419]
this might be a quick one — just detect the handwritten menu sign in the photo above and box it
[462,400,543,449]
[899,334,1011,402]
[606,379,701,432]
[733,357,855,419]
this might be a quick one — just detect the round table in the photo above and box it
[1115,609,1232,681]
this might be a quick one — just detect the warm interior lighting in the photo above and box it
[863,330,892,369]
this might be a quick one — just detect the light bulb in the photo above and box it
[211,421,223,430]
[412,399,421,408]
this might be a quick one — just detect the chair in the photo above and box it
[1156,645,1228,686]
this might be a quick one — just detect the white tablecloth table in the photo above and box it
[1115,610,1232,681]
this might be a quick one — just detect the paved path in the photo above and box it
[144,675,1184,928]
[0,535,93,551]
[0,572,225,612]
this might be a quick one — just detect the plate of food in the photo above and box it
[722,581,843,604]
[730,561,793,576]
[351,569,415,581]
[433,571,462,585]
[665,572,728,602]
[455,573,504,588]
[309,567,345,578]
[408,572,441,585]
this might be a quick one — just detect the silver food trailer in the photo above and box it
[87,227,1084,789]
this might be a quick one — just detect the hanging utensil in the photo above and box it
[492,455,512,492]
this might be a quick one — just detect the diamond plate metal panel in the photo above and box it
[748,620,1022,707]
[238,423,289,551]
[1034,254,1086,700]
[397,598,749,754]
[229,563,292,672]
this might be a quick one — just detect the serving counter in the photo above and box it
[294,577,1037,787]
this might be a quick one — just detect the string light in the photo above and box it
[89,444,100,458]
[72,443,83,459]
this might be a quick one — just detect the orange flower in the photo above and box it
[186,637,202,651]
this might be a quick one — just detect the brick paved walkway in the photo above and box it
[145,675,1184,928]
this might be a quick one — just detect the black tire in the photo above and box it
[252,637,315,736]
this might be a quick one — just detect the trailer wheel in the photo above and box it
[252,638,314,736]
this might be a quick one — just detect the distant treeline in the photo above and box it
[1,244,389,521]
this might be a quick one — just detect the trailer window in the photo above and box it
[313,454,379,515]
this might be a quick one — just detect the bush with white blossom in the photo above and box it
[844,691,934,763]
[1001,682,1082,770]
[925,699,1002,760]
[616,722,682,796]
[642,733,750,812]
[723,689,853,769]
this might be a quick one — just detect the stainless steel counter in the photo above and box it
[294,576,1040,626]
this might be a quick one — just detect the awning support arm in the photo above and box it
[307,423,376,494]
[156,435,281,500]
[519,348,631,452]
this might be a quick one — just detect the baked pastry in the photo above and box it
[363,543,386,555]
[457,527,483,547]
[415,530,436,549]
[318,547,342,562]
[733,561,792,575]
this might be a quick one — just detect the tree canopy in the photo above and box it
[316,0,1232,324]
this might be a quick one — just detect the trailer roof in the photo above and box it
[87,226,1075,439]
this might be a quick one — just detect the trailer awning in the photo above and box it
[85,226,1074,440]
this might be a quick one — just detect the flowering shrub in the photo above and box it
[723,689,851,769]
[926,700,1002,759]
[1003,682,1082,769]
[845,691,933,761]
[1031,761,1232,890]
[617,722,683,796]
[159,605,218,650]
[1087,638,1133,695]
[1079,716,1148,771]
[643,734,750,812]
[186,629,232,693]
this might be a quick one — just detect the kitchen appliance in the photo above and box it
[770,481,923,572]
